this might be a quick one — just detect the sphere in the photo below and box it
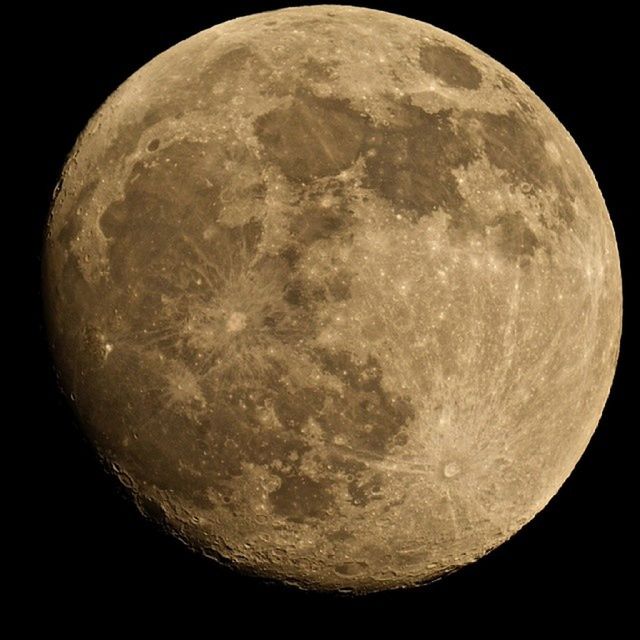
[43,6,622,592]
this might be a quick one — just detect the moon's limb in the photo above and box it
[43,6,621,592]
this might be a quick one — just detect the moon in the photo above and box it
[43,6,621,592]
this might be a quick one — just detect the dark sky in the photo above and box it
[22,0,632,626]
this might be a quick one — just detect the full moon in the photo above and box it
[43,6,621,592]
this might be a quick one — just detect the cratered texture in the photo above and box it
[43,6,621,592]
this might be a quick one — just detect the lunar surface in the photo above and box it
[43,6,621,592]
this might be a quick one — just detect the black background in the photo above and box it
[25,0,632,624]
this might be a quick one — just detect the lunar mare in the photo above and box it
[43,6,621,592]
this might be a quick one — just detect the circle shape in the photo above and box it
[43,6,621,592]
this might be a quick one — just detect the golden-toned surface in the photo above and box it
[43,6,621,592]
